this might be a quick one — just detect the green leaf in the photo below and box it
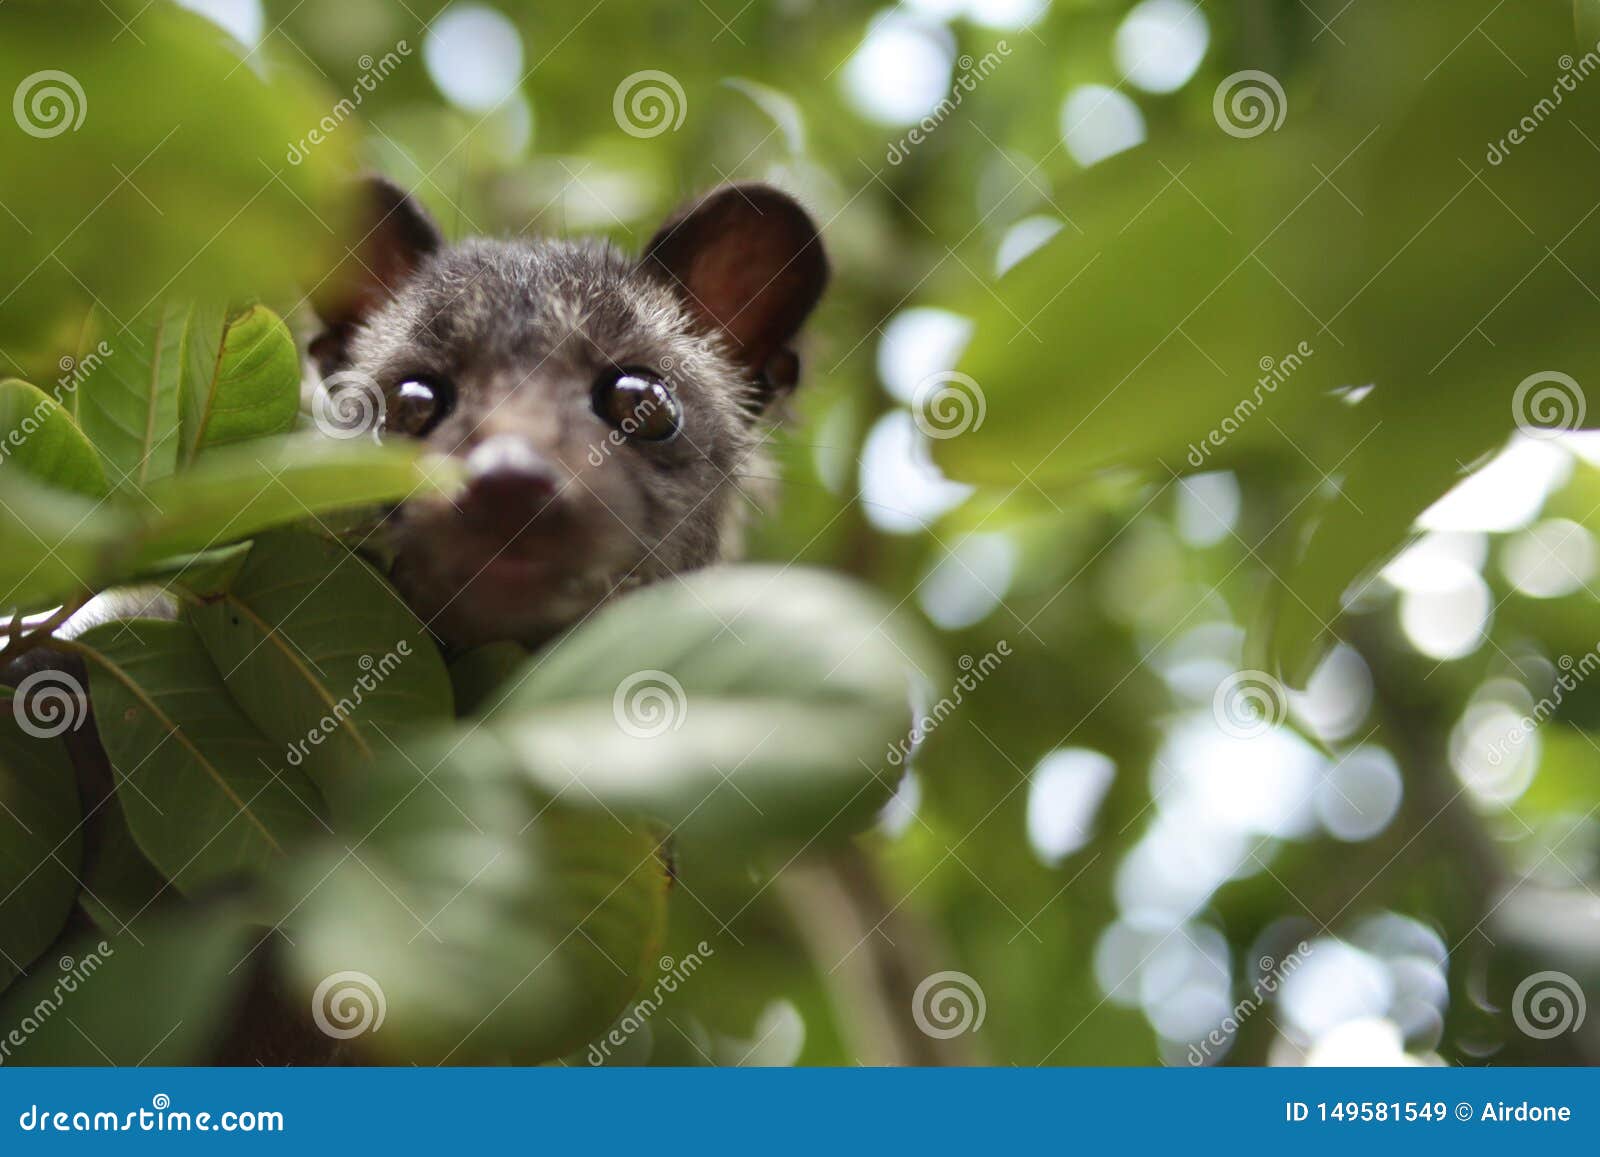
[286,730,670,1064]
[126,541,252,599]
[488,566,934,845]
[77,793,171,939]
[1262,6,1600,682]
[934,130,1354,488]
[0,911,253,1064]
[179,304,300,465]
[1579,0,1600,42]
[0,717,82,993]
[76,618,323,895]
[132,434,461,566]
[75,303,189,497]
[0,2,353,348]
[0,378,107,496]
[449,642,528,716]
[0,469,133,612]
[187,529,453,793]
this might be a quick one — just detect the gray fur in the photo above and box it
[329,195,817,648]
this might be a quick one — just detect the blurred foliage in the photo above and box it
[2,0,1600,1068]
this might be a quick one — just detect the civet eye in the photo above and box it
[592,368,681,442]
[386,378,454,438]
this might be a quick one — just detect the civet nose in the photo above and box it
[460,435,563,533]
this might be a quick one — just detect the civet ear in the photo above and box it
[309,176,443,373]
[641,184,828,398]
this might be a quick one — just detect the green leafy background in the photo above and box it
[1,0,1598,1067]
